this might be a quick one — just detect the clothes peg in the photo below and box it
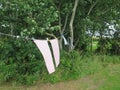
[46,38,49,41]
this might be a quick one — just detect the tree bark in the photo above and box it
[59,13,63,49]
[69,0,79,51]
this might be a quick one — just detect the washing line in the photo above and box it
[0,32,69,46]
[0,32,34,40]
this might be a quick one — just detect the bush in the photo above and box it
[110,30,120,55]
[0,39,119,85]
[41,51,104,83]
[0,38,45,85]
[96,38,111,54]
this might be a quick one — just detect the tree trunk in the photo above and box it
[69,0,79,51]
[59,13,69,50]
[90,35,93,54]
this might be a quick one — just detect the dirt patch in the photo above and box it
[25,76,105,90]
[0,72,107,90]
[0,76,105,90]
[0,76,106,90]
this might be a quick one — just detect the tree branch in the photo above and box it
[62,13,69,34]
[45,32,56,38]
[87,0,98,16]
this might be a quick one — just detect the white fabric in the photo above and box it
[50,39,60,67]
[62,35,68,45]
[33,40,55,74]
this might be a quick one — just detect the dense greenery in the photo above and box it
[0,0,120,85]
[0,49,120,85]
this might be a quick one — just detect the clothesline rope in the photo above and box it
[0,32,69,45]
[0,32,34,40]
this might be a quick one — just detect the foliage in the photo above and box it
[0,38,45,85]
[0,46,120,85]
[0,0,59,38]
[0,0,120,86]
[110,30,120,55]
[34,51,120,84]
[96,38,111,54]
[0,0,59,85]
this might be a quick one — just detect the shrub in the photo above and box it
[0,38,45,85]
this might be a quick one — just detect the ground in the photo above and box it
[0,64,120,90]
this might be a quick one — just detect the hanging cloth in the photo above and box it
[50,39,60,67]
[61,34,69,45]
[33,39,55,74]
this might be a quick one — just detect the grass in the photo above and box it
[0,64,120,90]
[92,40,98,51]
[88,39,98,52]
[0,55,120,90]
[75,64,120,90]
[98,64,120,90]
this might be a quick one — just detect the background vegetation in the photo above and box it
[0,0,120,85]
